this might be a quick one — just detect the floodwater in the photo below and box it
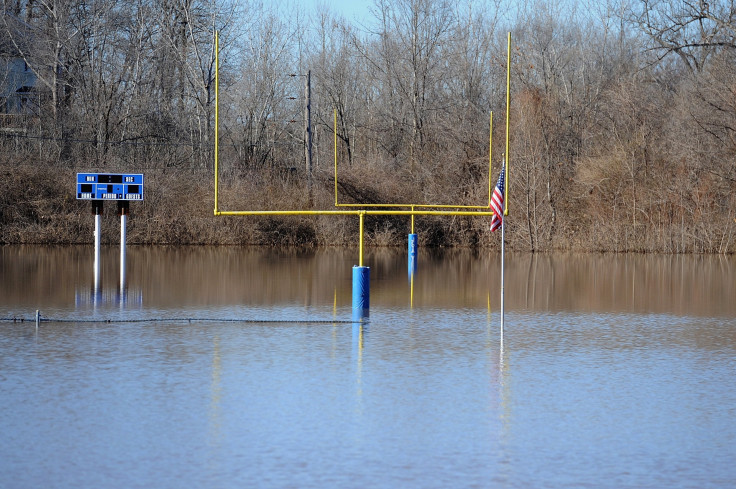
[1,246,735,489]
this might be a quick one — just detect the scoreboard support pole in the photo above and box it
[92,201,103,294]
[118,201,130,295]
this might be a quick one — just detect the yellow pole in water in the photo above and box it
[359,212,365,267]
[334,109,338,207]
[489,111,493,207]
[410,271,414,309]
[504,33,511,215]
[214,31,220,215]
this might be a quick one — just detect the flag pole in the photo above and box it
[501,31,511,337]
[500,170,505,337]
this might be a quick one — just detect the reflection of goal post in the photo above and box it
[213,31,513,324]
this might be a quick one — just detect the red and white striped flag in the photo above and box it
[490,165,505,232]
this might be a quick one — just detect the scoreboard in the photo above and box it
[77,173,144,201]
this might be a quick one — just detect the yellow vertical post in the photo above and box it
[504,33,511,215]
[214,31,220,215]
[359,212,365,267]
[334,109,338,207]
[411,205,415,234]
[489,111,493,207]
[353,214,370,320]
[410,272,414,309]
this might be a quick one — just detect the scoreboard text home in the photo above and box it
[77,173,144,201]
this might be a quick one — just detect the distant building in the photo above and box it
[0,13,45,121]
[0,57,39,114]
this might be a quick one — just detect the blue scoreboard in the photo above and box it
[77,173,144,201]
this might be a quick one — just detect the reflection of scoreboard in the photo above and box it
[77,173,144,201]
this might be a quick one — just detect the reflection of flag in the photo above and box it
[490,165,505,232]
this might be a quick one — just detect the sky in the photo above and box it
[303,0,375,24]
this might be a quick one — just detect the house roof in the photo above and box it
[0,12,34,57]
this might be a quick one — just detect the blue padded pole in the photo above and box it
[352,265,370,321]
[408,233,418,277]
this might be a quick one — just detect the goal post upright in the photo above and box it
[214,30,220,216]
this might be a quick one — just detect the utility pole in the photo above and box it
[304,69,313,203]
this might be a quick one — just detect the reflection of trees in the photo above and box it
[508,253,736,317]
[2,247,735,321]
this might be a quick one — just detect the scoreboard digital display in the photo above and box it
[77,173,144,201]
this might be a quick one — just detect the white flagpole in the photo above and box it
[500,199,505,337]
[502,32,510,339]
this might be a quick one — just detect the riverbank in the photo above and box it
[1,162,734,253]
[0,162,488,249]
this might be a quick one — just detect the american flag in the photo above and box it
[490,165,505,232]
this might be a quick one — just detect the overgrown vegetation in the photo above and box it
[1,0,734,252]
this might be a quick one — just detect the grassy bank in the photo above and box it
[0,162,497,249]
[2,160,734,254]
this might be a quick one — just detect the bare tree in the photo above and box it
[228,4,299,170]
[368,0,456,170]
[312,12,364,166]
[625,0,736,73]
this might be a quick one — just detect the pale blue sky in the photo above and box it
[303,0,375,23]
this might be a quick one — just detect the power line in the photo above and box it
[0,130,304,148]
[0,131,216,148]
